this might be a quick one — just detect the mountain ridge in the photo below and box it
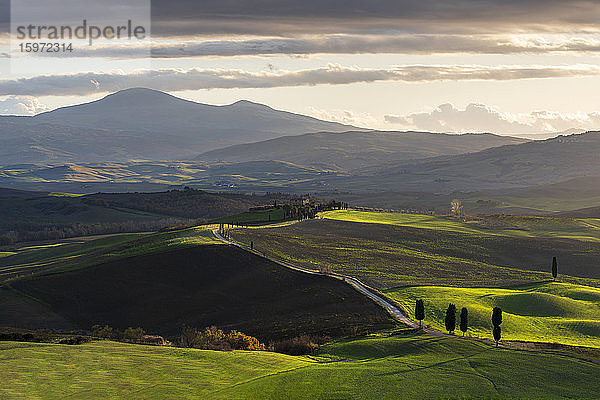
[0,88,361,163]
[197,130,529,171]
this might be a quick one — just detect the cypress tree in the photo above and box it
[459,307,468,337]
[492,307,502,346]
[444,304,456,334]
[552,256,558,279]
[493,326,501,346]
[415,299,425,329]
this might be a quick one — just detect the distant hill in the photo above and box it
[0,88,359,163]
[0,160,327,193]
[197,131,528,171]
[554,206,600,218]
[341,131,600,192]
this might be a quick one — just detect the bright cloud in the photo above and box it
[0,95,50,115]
[307,107,378,129]
[385,103,600,135]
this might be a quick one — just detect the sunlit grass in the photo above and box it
[47,192,84,197]
[3,333,599,399]
[321,210,600,242]
[387,282,600,347]
[0,225,221,282]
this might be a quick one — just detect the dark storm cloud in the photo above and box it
[1,1,598,36]
[0,0,8,33]
[150,0,600,35]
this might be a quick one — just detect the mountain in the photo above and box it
[197,131,528,171]
[337,131,600,192]
[0,88,359,163]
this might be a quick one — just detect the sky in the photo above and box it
[1,0,600,136]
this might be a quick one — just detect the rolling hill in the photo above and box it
[388,282,600,347]
[0,88,359,163]
[197,130,528,171]
[231,212,600,288]
[2,334,599,399]
[5,242,396,341]
[332,130,600,192]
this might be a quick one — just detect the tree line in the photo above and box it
[0,218,191,245]
[416,300,504,347]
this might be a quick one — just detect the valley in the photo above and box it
[2,89,600,399]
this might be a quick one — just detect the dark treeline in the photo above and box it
[281,199,349,221]
[225,199,349,227]
[85,187,300,219]
[0,187,303,245]
[0,218,191,245]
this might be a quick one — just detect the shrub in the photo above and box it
[58,336,91,345]
[180,325,202,348]
[123,327,145,341]
[226,331,266,351]
[179,325,265,351]
[268,334,330,355]
[92,325,114,339]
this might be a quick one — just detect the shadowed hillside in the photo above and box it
[197,131,527,171]
[8,245,397,341]
[342,131,600,192]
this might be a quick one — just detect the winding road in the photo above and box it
[212,228,417,328]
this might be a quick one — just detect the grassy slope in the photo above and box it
[231,217,600,289]
[387,282,600,347]
[0,340,310,399]
[3,333,599,399]
[230,212,600,347]
[322,210,600,242]
[0,226,220,282]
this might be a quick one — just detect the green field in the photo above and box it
[231,217,600,289]
[0,226,220,282]
[322,210,600,242]
[230,212,600,348]
[2,333,599,399]
[387,282,600,347]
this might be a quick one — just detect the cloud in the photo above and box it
[2,64,600,97]
[307,107,378,128]
[12,34,600,59]
[385,103,600,134]
[4,0,598,36]
[0,95,50,115]
[149,0,600,36]
[147,35,600,57]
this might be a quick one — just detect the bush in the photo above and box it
[226,330,266,351]
[123,327,145,341]
[268,334,330,355]
[179,325,265,351]
[92,324,114,339]
[58,336,91,345]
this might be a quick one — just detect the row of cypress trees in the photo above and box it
[413,257,559,346]
[415,300,504,346]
